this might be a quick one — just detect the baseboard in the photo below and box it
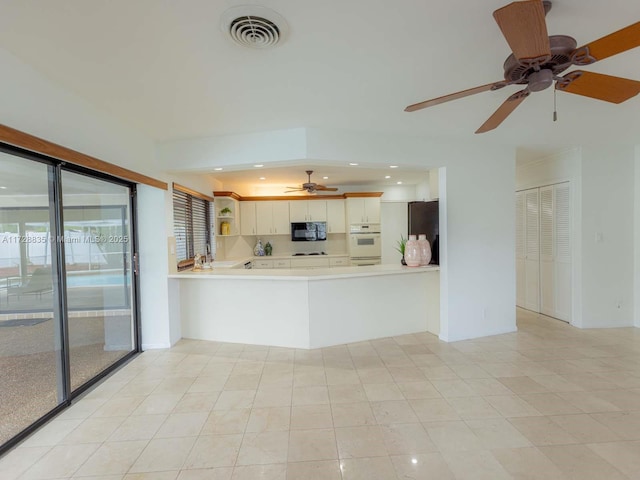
[142,342,172,350]
[439,325,518,343]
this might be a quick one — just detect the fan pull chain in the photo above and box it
[553,88,558,122]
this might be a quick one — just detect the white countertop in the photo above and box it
[169,263,439,281]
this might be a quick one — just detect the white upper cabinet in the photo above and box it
[240,201,257,236]
[256,201,290,235]
[289,200,327,222]
[346,197,380,224]
[326,199,346,233]
[272,201,291,234]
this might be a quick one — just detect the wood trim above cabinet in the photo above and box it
[173,183,215,202]
[214,191,383,201]
[0,123,168,190]
[213,191,242,200]
[242,195,345,201]
[343,192,384,198]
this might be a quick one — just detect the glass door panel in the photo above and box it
[0,152,63,445]
[61,170,135,391]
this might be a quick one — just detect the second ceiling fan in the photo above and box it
[405,0,640,133]
[285,170,338,194]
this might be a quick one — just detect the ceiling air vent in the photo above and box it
[221,6,288,49]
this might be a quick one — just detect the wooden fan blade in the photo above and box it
[475,89,530,134]
[573,22,640,64]
[316,185,338,191]
[405,81,506,112]
[493,0,551,62]
[556,71,640,104]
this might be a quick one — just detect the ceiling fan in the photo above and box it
[405,0,640,133]
[285,170,338,194]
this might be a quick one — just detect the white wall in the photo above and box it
[381,202,408,265]
[0,48,158,178]
[581,146,635,328]
[138,185,174,348]
[636,145,640,328]
[0,47,174,349]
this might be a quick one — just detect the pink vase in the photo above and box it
[418,234,432,266]
[404,235,420,267]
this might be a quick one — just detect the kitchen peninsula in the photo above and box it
[168,263,439,349]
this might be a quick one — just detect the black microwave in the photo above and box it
[291,222,327,242]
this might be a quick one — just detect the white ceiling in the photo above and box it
[211,163,429,191]
[1,0,639,186]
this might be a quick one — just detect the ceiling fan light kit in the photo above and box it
[405,0,640,133]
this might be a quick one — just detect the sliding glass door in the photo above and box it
[0,147,139,451]
[0,153,63,446]
[61,170,136,390]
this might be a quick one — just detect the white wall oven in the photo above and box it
[349,223,381,265]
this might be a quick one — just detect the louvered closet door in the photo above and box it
[554,183,571,321]
[515,191,526,308]
[524,189,540,312]
[539,186,555,317]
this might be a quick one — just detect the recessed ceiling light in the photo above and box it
[0,186,6,189]
[390,165,398,169]
[349,163,359,166]
[259,177,266,180]
[385,175,391,179]
[254,164,264,168]
[397,181,403,185]
[323,176,329,180]
[214,167,223,171]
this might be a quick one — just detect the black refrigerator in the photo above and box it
[408,200,439,265]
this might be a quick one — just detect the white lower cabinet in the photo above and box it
[253,256,349,269]
[329,256,349,267]
[273,259,291,269]
[290,257,330,268]
[253,258,290,269]
[253,259,273,269]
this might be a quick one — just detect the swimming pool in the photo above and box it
[66,273,130,287]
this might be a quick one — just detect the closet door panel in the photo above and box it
[515,192,526,308]
[554,183,571,321]
[539,186,554,316]
[524,189,540,312]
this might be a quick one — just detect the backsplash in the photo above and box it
[216,234,347,259]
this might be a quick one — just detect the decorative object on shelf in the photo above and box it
[220,221,231,236]
[254,238,266,256]
[395,235,407,265]
[193,253,203,270]
[219,207,232,216]
[417,234,432,266]
[404,235,421,267]
[265,241,273,256]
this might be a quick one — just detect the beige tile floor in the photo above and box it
[2,308,640,479]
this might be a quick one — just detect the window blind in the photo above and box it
[172,188,213,269]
